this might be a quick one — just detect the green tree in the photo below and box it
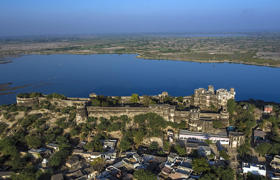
[163,141,170,152]
[120,135,133,152]
[213,120,224,129]
[227,99,237,115]
[149,141,159,151]
[192,157,210,175]
[133,129,145,146]
[237,143,252,159]
[49,148,71,168]
[255,142,272,156]
[25,135,42,149]
[0,122,8,135]
[174,144,186,156]
[0,137,19,158]
[90,157,106,172]
[200,173,217,180]
[219,167,234,180]
[142,95,155,106]
[84,134,104,152]
[130,93,139,104]
[176,96,183,103]
[219,150,230,160]
[134,169,157,180]
[91,99,101,106]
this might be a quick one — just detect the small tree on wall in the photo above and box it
[130,93,140,104]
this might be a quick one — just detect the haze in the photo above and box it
[1,0,280,36]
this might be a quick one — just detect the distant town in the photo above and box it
[0,86,280,180]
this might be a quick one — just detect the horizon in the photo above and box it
[1,0,280,36]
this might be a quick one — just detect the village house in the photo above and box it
[167,153,179,163]
[0,171,13,179]
[269,172,280,180]
[41,158,48,168]
[179,130,230,145]
[160,156,193,179]
[122,157,141,169]
[65,155,87,170]
[168,166,193,180]
[264,105,273,114]
[198,146,212,157]
[97,166,122,180]
[253,129,267,144]
[228,131,245,148]
[103,139,117,151]
[242,162,266,177]
[65,169,87,180]
[46,143,60,152]
[271,155,280,171]
[184,142,208,154]
[28,148,51,159]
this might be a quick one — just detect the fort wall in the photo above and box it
[87,104,177,122]
[16,85,234,132]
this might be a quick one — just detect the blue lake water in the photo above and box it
[0,54,280,105]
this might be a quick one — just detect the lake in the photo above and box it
[0,54,280,105]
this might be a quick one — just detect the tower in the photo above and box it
[208,85,214,94]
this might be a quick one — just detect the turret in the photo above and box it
[208,85,214,94]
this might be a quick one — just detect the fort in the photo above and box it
[16,85,235,133]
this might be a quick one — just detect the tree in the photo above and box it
[174,144,186,156]
[25,135,42,149]
[149,141,159,151]
[133,129,145,146]
[130,93,139,104]
[200,173,217,180]
[237,143,252,159]
[219,150,230,160]
[219,167,234,180]
[84,134,104,152]
[0,122,8,135]
[0,137,19,158]
[192,157,210,175]
[90,157,106,172]
[176,96,183,103]
[255,142,272,156]
[213,120,224,129]
[48,152,64,168]
[163,141,170,152]
[49,149,70,168]
[134,169,157,180]
[227,99,237,115]
[120,135,133,152]
[91,99,101,106]
[143,95,155,106]
[46,93,66,100]
[84,140,103,152]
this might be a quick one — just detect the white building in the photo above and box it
[242,162,266,176]
[216,88,235,107]
[179,130,229,145]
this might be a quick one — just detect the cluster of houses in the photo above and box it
[159,153,193,179]
[1,126,280,180]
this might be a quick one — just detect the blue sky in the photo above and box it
[0,0,280,36]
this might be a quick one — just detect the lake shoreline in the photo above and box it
[2,52,280,68]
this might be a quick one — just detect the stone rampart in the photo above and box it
[37,97,90,108]
[87,104,177,122]
[16,97,39,107]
